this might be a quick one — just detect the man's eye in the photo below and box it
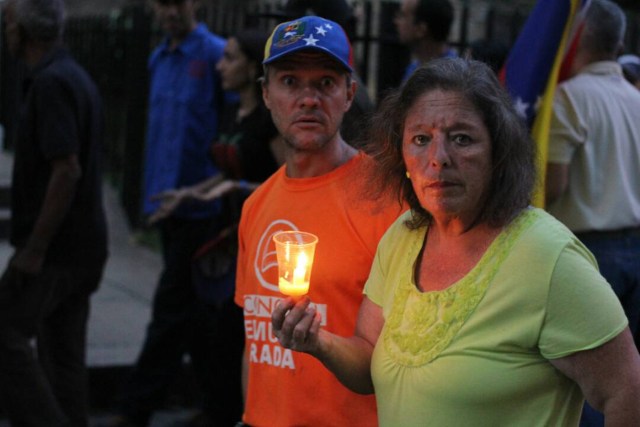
[320,77,335,89]
[282,76,295,86]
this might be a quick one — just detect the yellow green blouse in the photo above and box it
[365,208,627,427]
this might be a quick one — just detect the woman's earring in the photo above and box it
[405,171,411,179]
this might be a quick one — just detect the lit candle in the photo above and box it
[278,251,310,296]
[273,231,318,297]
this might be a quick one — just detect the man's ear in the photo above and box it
[262,80,271,110]
[344,77,357,112]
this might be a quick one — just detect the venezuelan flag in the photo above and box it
[499,0,591,207]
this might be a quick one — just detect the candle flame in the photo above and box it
[297,252,308,269]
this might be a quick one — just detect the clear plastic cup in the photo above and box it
[272,231,319,297]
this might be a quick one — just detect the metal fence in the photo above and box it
[2,1,639,226]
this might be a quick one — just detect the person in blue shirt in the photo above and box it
[108,0,230,425]
[394,0,457,83]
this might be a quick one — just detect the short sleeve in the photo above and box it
[33,76,78,160]
[363,239,386,306]
[539,239,628,359]
[364,212,413,311]
[548,86,585,164]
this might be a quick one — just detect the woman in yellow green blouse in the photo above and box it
[270,58,640,426]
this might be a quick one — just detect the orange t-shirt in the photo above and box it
[235,152,404,427]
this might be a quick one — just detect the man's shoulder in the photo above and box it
[558,64,640,111]
[33,51,97,97]
[37,49,81,77]
[193,24,226,50]
[560,62,619,90]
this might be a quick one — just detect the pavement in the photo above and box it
[0,150,201,426]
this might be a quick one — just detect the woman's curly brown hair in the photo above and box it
[361,57,536,229]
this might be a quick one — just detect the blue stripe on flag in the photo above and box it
[502,0,572,126]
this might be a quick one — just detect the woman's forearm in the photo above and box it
[314,330,376,394]
[272,297,381,395]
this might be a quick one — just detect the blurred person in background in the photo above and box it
[394,0,456,83]
[107,0,229,425]
[0,0,108,425]
[145,29,283,425]
[545,2,640,424]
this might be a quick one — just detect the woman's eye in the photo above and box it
[412,135,430,146]
[452,134,472,145]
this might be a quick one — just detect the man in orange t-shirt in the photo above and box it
[234,15,404,426]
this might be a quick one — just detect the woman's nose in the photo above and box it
[428,136,451,168]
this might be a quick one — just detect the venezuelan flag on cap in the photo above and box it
[263,15,354,73]
[500,0,591,207]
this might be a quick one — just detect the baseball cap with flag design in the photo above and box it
[263,15,354,73]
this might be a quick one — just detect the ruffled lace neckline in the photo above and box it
[382,208,537,367]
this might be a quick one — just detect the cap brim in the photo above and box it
[263,45,353,73]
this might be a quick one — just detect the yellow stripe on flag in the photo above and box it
[530,0,583,208]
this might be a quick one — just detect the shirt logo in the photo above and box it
[253,219,299,293]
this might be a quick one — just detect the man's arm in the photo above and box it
[545,162,569,206]
[11,154,81,274]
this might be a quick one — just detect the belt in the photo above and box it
[575,226,640,240]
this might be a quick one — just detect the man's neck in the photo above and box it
[570,49,616,78]
[284,137,358,179]
[168,21,198,51]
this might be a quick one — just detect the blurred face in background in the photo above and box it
[152,0,198,44]
[394,0,423,45]
[216,37,257,92]
[2,0,23,58]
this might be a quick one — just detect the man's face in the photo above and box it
[394,0,423,45]
[3,1,23,58]
[262,52,355,153]
[152,0,197,41]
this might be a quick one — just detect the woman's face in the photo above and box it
[402,89,493,226]
[216,37,254,91]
